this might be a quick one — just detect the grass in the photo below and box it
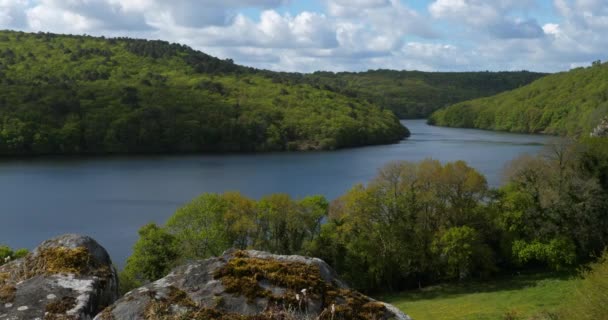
[380,272,579,320]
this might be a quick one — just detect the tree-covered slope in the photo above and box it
[300,70,546,118]
[0,30,408,155]
[429,61,608,136]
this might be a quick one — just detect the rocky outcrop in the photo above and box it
[0,234,119,320]
[96,249,411,320]
[1,235,410,320]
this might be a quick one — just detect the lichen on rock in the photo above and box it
[0,234,119,320]
[96,249,411,320]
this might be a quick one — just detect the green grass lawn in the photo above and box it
[381,273,579,320]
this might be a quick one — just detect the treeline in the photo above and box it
[122,137,608,293]
[0,30,407,155]
[253,69,546,119]
[429,61,608,136]
[300,70,546,118]
[120,193,328,290]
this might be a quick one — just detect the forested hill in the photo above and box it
[429,61,608,136]
[0,30,408,155]
[300,70,547,118]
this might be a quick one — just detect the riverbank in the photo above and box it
[0,120,551,267]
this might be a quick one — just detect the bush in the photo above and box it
[0,245,28,265]
[559,251,608,320]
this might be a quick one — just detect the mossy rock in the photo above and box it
[95,250,411,320]
[0,234,119,320]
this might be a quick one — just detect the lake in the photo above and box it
[0,120,553,266]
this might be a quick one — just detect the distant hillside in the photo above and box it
[0,30,407,155]
[429,61,608,136]
[300,70,546,118]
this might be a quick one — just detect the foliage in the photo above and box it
[432,226,495,280]
[122,193,328,287]
[429,61,608,136]
[511,239,576,271]
[122,140,608,294]
[0,245,28,265]
[302,70,545,118]
[121,223,179,291]
[498,140,608,270]
[309,159,495,291]
[0,30,407,155]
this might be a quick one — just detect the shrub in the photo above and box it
[559,251,608,320]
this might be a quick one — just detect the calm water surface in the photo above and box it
[0,120,552,266]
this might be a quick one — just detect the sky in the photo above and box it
[0,0,606,73]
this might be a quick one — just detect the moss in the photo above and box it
[4,246,112,284]
[214,252,325,305]
[44,296,78,320]
[37,247,90,274]
[44,315,77,320]
[33,247,112,278]
[45,296,77,314]
[0,246,114,314]
[155,307,298,320]
[143,286,197,319]
[97,306,116,320]
[213,251,391,320]
[138,251,393,320]
[0,284,16,303]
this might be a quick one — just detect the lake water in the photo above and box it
[0,120,552,267]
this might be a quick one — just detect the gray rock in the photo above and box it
[0,234,119,320]
[96,249,411,320]
[591,117,608,137]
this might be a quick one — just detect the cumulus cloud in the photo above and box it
[429,0,544,39]
[0,0,29,28]
[0,0,605,72]
[177,10,338,49]
[26,0,152,33]
[22,0,293,34]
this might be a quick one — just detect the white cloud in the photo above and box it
[0,0,605,73]
[429,0,544,39]
[542,23,560,36]
[0,0,29,28]
[325,0,390,16]
[171,10,338,49]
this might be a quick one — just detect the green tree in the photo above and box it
[499,142,608,269]
[310,159,493,291]
[122,223,178,286]
[432,226,495,280]
[166,193,231,260]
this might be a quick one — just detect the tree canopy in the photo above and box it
[121,141,608,294]
[0,30,408,155]
[301,70,545,119]
[429,61,608,136]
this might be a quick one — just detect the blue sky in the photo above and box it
[1,0,606,73]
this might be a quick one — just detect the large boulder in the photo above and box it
[96,249,411,320]
[0,234,119,320]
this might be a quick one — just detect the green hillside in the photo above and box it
[429,61,608,136]
[300,70,546,118]
[0,30,408,155]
